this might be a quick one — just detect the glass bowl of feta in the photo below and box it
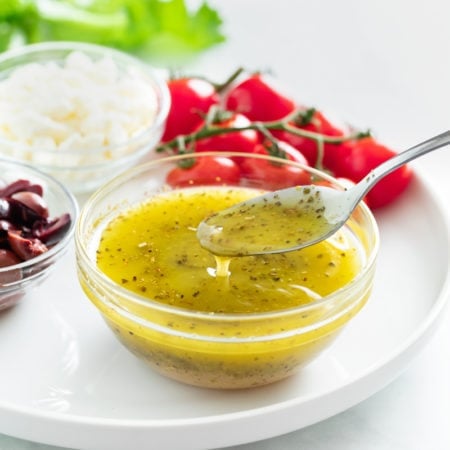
[0,41,170,194]
[0,158,77,311]
[75,151,379,389]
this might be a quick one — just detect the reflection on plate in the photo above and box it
[0,174,448,450]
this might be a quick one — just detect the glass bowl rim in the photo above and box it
[76,151,380,322]
[0,41,171,158]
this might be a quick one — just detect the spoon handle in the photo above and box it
[355,130,450,200]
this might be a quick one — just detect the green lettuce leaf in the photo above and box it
[0,0,225,63]
[0,0,38,50]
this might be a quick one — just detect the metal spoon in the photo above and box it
[197,130,450,256]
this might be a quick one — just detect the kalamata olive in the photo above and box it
[0,248,21,267]
[0,198,10,219]
[32,213,71,245]
[8,230,48,261]
[11,191,49,218]
[7,198,43,227]
[0,178,71,265]
[0,249,22,285]
[0,219,13,232]
[0,179,43,197]
[0,220,14,247]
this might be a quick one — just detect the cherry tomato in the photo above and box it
[240,143,312,190]
[332,137,413,208]
[272,109,345,168]
[166,156,241,188]
[224,74,295,121]
[194,112,260,154]
[161,78,220,142]
[252,139,310,165]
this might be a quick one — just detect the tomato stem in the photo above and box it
[253,122,277,145]
[213,67,245,93]
[156,108,361,154]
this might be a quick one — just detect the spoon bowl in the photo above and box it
[197,185,348,256]
[198,130,450,256]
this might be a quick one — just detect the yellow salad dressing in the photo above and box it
[97,187,362,313]
[89,186,373,389]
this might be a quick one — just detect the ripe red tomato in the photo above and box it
[166,156,241,188]
[194,112,260,154]
[332,137,413,208]
[161,78,220,142]
[252,139,310,165]
[224,74,295,121]
[272,109,345,168]
[240,143,312,190]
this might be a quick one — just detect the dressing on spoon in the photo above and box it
[197,130,450,257]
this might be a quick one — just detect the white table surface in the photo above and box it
[1,0,449,449]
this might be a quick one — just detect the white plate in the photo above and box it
[0,174,448,450]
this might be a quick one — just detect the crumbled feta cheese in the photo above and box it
[0,51,159,162]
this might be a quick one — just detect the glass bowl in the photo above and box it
[75,152,379,389]
[0,41,170,194]
[0,158,78,311]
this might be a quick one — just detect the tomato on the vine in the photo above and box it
[240,143,312,190]
[252,139,309,165]
[272,109,345,169]
[332,137,413,208]
[159,68,414,210]
[166,156,241,188]
[225,73,295,121]
[161,78,220,142]
[194,112,260,154]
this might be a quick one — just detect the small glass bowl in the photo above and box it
[0,159,78,311]
[76,152,379,389]
[0,41,170,194]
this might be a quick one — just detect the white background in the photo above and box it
[1,0,450,449]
